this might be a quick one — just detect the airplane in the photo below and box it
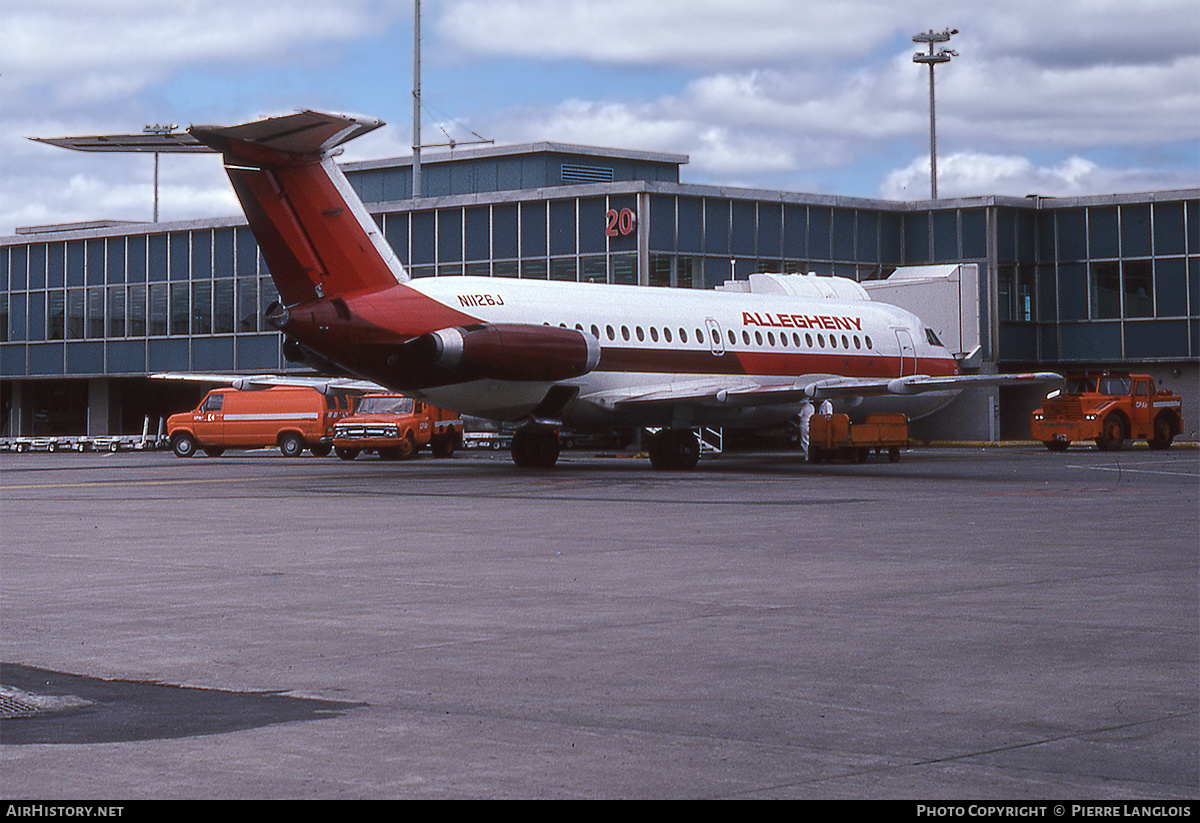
[185,110,1057,470]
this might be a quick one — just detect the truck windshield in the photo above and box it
[356,397,414,415]
[1097,376,1131,395]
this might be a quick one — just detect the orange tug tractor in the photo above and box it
[331,394,463,461]
[1031,372,1183,452]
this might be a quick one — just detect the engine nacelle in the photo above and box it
[414,323,601,382]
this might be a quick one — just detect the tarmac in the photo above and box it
[1,444,1197,799]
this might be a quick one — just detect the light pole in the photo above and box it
[143,123,178,221]
[412,0,422,199]
[913,29,957,200]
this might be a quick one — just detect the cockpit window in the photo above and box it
[925,327,945,348]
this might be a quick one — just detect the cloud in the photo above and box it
[879,152,1197,200]
[0,0,1195,236]
[436,0,911,67]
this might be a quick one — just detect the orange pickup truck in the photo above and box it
[1031,372,1183,451]
[168,386,352,458]
[331,394,463,460]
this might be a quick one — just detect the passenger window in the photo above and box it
[635,326,644,342]
[680,328,688,343]
[621,326,630,341]
[591,325,600,339]
[664,328,673,343]
[806,333,813,347]
[767,332,775,346]
[606,325,615,341]
[865,336,873,349]
[650,327,659,342]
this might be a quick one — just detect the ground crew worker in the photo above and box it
[799,400,815,460]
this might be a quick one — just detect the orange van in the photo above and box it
[167,386,353,458]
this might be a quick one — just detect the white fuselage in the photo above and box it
[394,277,960,428]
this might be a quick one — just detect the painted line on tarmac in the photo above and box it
[1069,463,1200,478]
[0,476,261,491]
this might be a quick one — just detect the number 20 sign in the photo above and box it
[605,208,637,237]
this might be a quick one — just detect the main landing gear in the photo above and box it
[646,428,701,471]
[510,426,561,469]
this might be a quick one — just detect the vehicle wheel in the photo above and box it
[397,432,418,460]
[335,447,359,461]
[1044,440,1070,452]
[171,433,198,458]
[1096,413,1125,451]
[310,444,332,458]
[431,437,455,458]
[203,446,225,457]
[888,446,900,463]
[279,433,305,458]
[1148,416,1175,450]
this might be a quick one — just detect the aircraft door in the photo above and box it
[895,329,916,376]
[705,318,725,356]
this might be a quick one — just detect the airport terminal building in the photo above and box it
[1,142,1197,442]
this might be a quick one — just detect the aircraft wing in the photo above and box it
[150,372,389,394]
[582,371,1061,410]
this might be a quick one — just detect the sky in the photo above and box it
[1,0,1197,236]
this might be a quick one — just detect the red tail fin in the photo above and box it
[190,111,407,306]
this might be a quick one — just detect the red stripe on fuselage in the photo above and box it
[595,346,955,378]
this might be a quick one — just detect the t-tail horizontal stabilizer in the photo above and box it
[189,111,408,307]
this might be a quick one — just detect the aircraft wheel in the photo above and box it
[1044,440,1070,452]
[647,431,670,469]
[651,429,699,470]
[1096,413,1125,451]
[171,433,198,458]
[511,428,559,469]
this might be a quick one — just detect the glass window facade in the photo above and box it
[0,142,1195,439]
